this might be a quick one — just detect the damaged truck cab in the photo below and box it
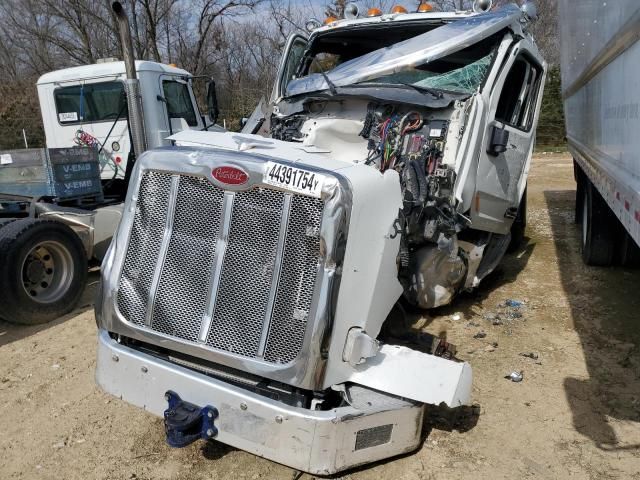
[96,3,545,475]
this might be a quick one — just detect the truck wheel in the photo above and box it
[575,165,584,225]
[0,219,88,325]
[581,181,615,266]
[507,186,527,253]
[0,218,17,229]
[619,229,640,268]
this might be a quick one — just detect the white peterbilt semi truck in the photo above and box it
[96,1,545,474]
[559,1,640,266]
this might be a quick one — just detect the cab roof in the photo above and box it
[313,10,476,35]
[37,60,191,85]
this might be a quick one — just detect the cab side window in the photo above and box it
[162,80,198,127]
[495,55,542,131]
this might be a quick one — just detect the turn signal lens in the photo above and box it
[417,3,434,12]
[324,16,338,24]
[367,7,382,16]
[390,5,408,14]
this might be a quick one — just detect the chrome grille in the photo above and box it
[117,172,172,327]
[117,170,325,365]
[264,195,324,363]
[205,189,284,357]
[151,176,223,341]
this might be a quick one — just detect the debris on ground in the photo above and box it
[451,313,462,321]
[504,299,524,308]
[505,371,524,382]
[520,352,539,360]
[473,331,487,339]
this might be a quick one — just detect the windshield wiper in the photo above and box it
[395,82,444,99]
[310,57,338,96]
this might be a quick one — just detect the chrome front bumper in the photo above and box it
[96,330,424,474]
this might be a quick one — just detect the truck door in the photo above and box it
[273,33,308,103]
[472,42,546,233]
[158,76,203,138]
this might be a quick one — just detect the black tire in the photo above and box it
[508,186,527,253]
[581,181,616,266]
[619,229,640,268]
[0,218,88,325]
[0,218,17,229]
[575,164,584,225]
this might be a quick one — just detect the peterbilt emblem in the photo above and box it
[212,166,248,185]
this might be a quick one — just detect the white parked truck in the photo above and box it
[96,1,545,474]
[559,0,640,266]
[0,2,218,324]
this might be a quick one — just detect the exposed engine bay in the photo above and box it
[270,97,486,309]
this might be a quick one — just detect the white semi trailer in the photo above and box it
[559,1,640,265]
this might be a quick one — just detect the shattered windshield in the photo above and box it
[357,45,496,95]
[286,4,520,97]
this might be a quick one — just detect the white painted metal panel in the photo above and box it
[560,1,640,246]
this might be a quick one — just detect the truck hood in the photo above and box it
[169,130,352,171]
[286,3,522,97]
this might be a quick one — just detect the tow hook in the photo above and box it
[163,390,219,447]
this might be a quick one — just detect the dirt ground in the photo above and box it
[1,153,639,480]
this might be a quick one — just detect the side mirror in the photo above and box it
[206,80,219,126]
[487,125,510,156]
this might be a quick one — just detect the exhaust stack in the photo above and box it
[112,1,147,157]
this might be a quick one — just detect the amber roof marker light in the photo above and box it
[390,5,408,14]
[367,7,382,17]
[417,3,434,12]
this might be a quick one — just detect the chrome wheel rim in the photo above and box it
[21,241,73,303]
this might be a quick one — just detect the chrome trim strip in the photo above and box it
[145,174,180,327]
[257,193,292,357]
[563,9,640,100]
[198,191,235,342]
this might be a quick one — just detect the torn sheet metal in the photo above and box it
[286,4,522,97]
[348,344,472,407]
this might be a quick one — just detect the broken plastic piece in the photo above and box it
[505,299,523,307]
[505,371,523,382]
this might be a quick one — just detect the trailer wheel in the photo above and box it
[575,163,584,225]
[581,181,615,266]
[0,219,87,325]
[507,186,527,253]
[619,229,640,268]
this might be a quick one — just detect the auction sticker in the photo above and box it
[59,112,79,122]
[264,161,324,198]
